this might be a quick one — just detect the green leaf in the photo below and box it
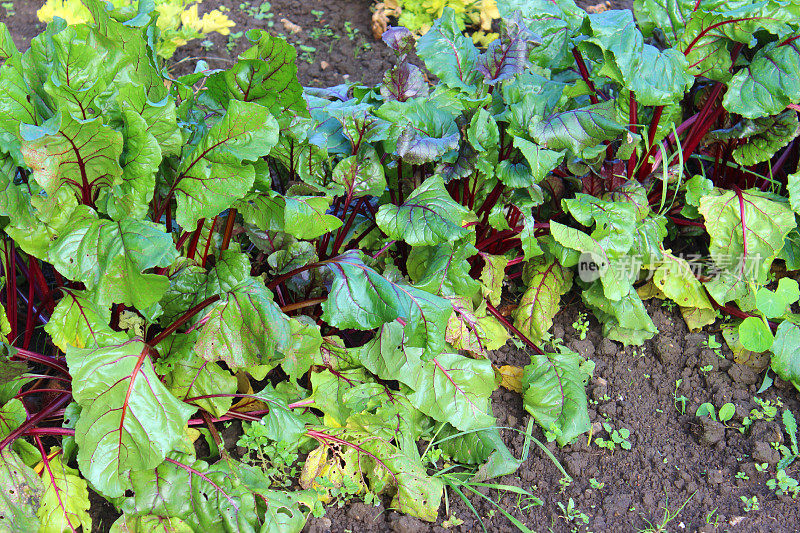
[583,10,692,105]
[407,240,481,299]
[37,452,92,533]
[416,8,481,92]
[253,385,307,443]
[529,101,627,157]
[68,340,196,497]
[406,352,496,431]
[652,252,714,310]
[0,448,42,532]
[321,251,453,356]
[772,321,800,391]
[0,23,17,61]
[723,41,800,118]
[173,100,278,229]
[161,333,237,418]
[21,111,123,201]
[194,251,290,372]
[239,191,343,240]
[446,299,510,356]
[478,14,539,85]
[710,111,800,166]
[45,290,127,351]
[513,258,572,342]
[358,321,424,384]
[522,347,591,446]
[437,423,521,480]
[582,282,657,345]
[699,189,795,303]
[376,175,470,246]
[513,137,564,185]
[756,278,800,319]
[332,147,386,199]
[48,206,177,309]
[738,317,774,353]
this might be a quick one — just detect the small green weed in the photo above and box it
[638,491,695,533]
[595,423,632,451]
[740,495,759,512]
[572,312,589,340]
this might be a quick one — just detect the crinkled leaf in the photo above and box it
[446,299,510,356]
[530,101,627,157]
[582,282,657,345]
[416,8,481,92]
[194,251,290,371]
[652,251,714,310]
[49,206,177,309]
[513,258,572,342]
[381,62,429,102]
[406,352,496,431]
[37,452,92,533]
[67,339,196,497]
[173,100,278,229]
[522,347,591,446]
[437,422,521,481]
[321,251,453,355]
[478,14,538,85]
[710,111,800,166]
[376,175,470,246]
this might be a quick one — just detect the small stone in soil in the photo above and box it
[700,418,725,446]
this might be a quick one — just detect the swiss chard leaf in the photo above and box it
[522,347,591,446]
[67,340,196,497]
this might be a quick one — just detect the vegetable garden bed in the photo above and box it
[1,1,800,532]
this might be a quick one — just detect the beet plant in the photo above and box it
[1,0,800,530]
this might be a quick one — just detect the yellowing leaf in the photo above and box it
[497,365,524,393]
[37,451,92,533]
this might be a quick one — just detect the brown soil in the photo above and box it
[3,2,800,533]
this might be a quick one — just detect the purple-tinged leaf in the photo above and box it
[376,175,470,246]
[382,26,415,56]
[513,258,572,342]
[381,62,430,102]
[478,14,539,85]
